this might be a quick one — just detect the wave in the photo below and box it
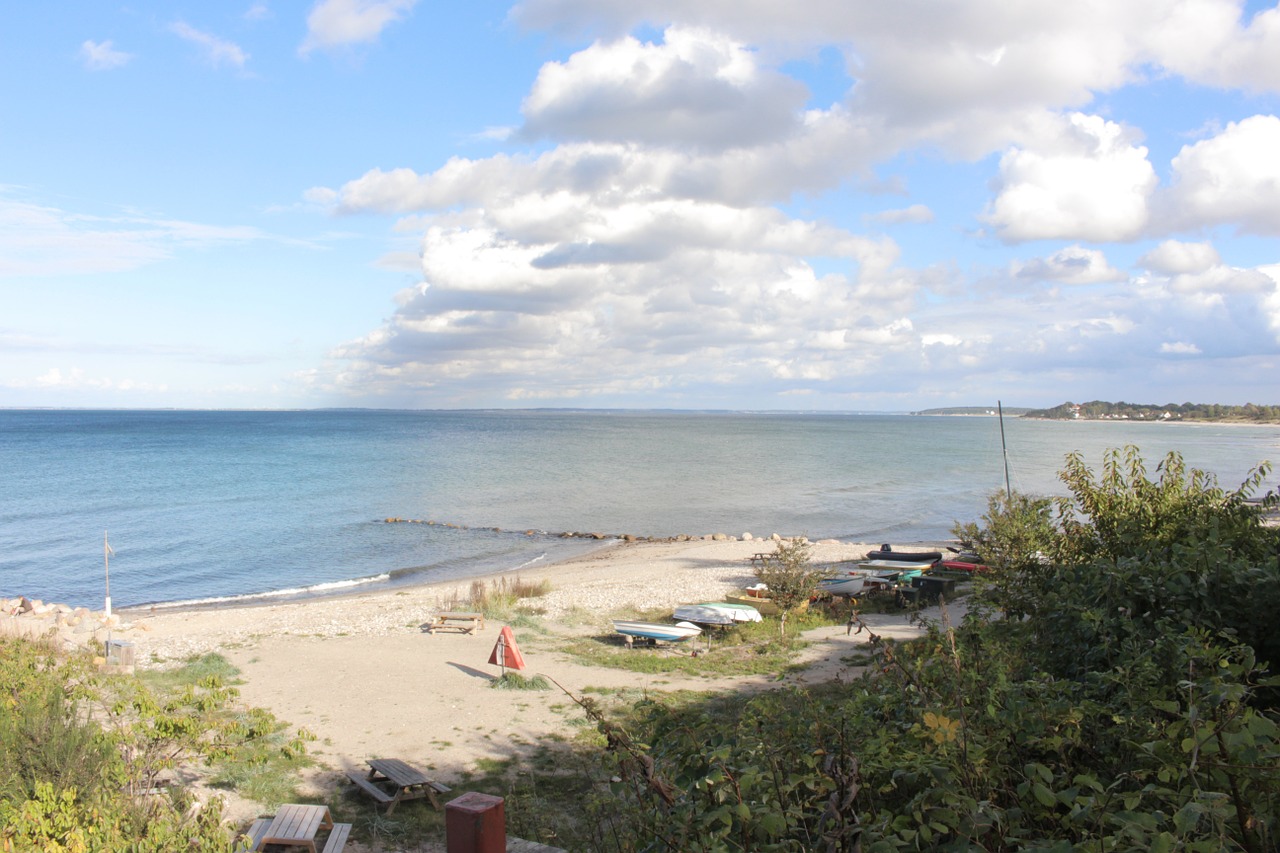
[137,572,393,611]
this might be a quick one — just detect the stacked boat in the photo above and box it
[673,602,763,626]
[611,620,704,643]
[613,601,763,645]
[818,545,952,598]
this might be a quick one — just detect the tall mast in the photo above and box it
[998,401,1012,501]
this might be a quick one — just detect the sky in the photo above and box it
[2,0,1279,411]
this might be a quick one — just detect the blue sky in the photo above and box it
[3,0,1278,410]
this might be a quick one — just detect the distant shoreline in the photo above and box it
[915,411,1280,425]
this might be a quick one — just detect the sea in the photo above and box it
[2,409,1277,611]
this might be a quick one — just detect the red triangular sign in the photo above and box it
[488,625,526,671]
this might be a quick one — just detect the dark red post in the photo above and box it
[446,791,505,853]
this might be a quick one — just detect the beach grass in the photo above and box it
[135,651,242,689]
[559,628,813,677]
[490,672,552,690]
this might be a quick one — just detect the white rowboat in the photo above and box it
[612,620,703,642]
[673,602,764,625]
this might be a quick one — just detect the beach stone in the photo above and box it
[742,532,754,541]
[712,533,728,541]
[19,597,35,613]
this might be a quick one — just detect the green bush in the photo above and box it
[0,639,315,851]
[753,538,831,632]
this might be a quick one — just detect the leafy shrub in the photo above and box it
[0,639,314,851]
[753,538,830,632]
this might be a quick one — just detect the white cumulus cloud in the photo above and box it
[521,27,809,151]
[983,113,1156,242]
[300,0,417,55]
[1142,0,1280,93]
[1139,240,1221,275]
[1014,245,1124,284]
[1162,115,1280,235]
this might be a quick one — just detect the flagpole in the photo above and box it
[103,531,113,620]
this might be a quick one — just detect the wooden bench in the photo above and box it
[345,770,393,803]
[424,611,485,634]
[236,818,270,852]
[350,758,452,813]
[322,823,351,853]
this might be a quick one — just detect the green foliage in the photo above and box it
[0,639,315,851]
[564,447,1280,852]
[952,490,1057,620]
[491,672,552,690]
[1055,446,1274,564]
[952,490,1056,573]
[1009,448,1280,685]
[752,538,830,631]
[0,642,122,806]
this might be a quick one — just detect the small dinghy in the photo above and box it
[860,558,937,572]
[612,620,702,643]
[817,575,867,597]
[865,544,943,563]
[673,602,763,625]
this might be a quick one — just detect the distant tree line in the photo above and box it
[1024,400,1280,422]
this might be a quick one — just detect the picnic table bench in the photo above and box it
[347,757,451,813]
[749,552,771,567]
[241,804,350,853]
[423,611,485,634]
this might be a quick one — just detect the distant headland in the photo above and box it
[912,406,1031,416]
[914,401,1280,423]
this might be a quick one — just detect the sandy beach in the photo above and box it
[6,536,964,850]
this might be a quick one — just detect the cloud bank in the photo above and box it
[301,8,1280,407]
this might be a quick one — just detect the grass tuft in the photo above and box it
[490,672,552,690]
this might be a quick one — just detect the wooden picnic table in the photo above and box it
[423,611,485,634]
[347,757,451,814]
[251,803,350,853]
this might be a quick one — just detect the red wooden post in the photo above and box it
[446,791,505,853]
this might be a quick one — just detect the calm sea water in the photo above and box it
[2,409,1276,609]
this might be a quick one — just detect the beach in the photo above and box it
[6,535,963,849]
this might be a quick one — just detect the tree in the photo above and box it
[752,538,829,633]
